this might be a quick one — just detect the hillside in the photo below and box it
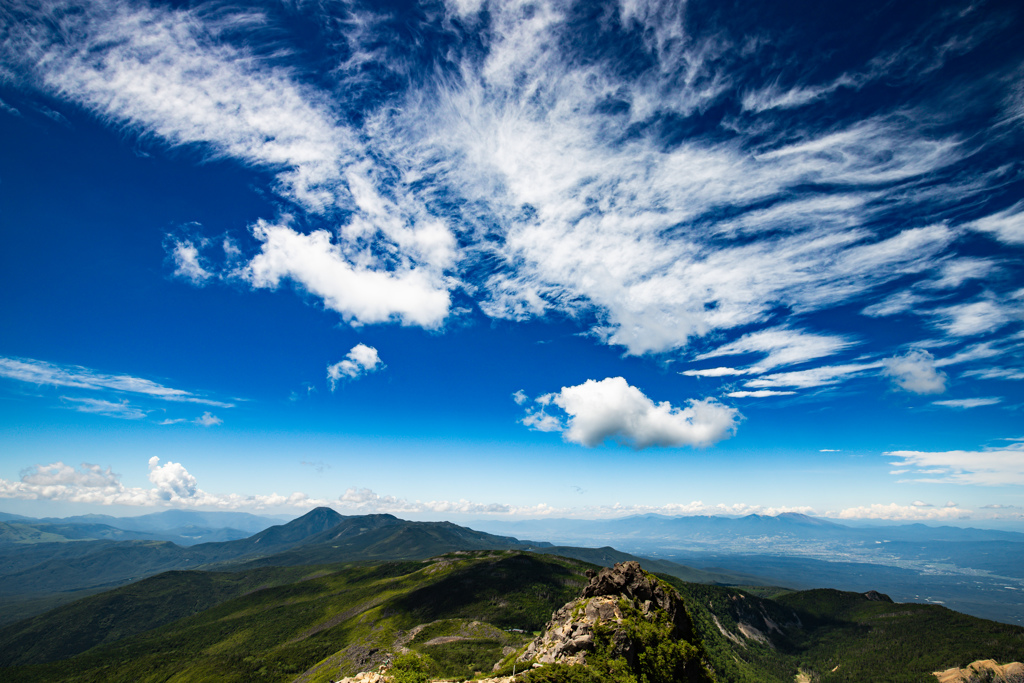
[2,554,1023,683]
[1,552,593,682]
[0,508,544,624]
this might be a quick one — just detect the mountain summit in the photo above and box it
[519,561,714,682]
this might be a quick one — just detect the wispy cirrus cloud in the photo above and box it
[61,397,147,420]
[1,0,1020,405]
[694,327,856,371]
[0,356,232,408]
[932,397,1001,409]
[887,443,1024,486]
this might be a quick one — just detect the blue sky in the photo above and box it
[1,0,1023,526]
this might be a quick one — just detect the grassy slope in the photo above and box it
[0,510,537,625]
[4,553,1024,683]
[0,566,326,667]
[662,576,1024,683]
[2,551,592,683]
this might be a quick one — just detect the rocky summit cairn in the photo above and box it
[519,561,698,668]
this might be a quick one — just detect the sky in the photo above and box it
[1,0,1023,527]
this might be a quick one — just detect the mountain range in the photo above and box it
[1,546,1021,683]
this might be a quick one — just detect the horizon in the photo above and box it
[2,0,1023,527]
[6,504,1024,534]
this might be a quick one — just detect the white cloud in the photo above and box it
[882,349,947,394]
[148,456,198,500]
[887,443,1024,485]
[245,220,451,328]
[933,296,1024,337]
[681,367,753,377]
[833,503,972,520]
[61,397,146,420]
[170,239,212,285]
[0,458,329,509]
[963,367,1024,381]
[926,257,998,289]
[512,389,529,405]
[726,390,797,398]
[20,462,121,489]
[522,409,564,432]
[29,3,353,212]
[335,487,817,518]
[861,290,926,318]
[932,397,1001,408]
[966,201,1024,245]
[193,411,223,426]
[744,362,882,390]
[524,377,740,449]
[5,0,1015,366]
[0,356,232,407]
[695,327,855,370]
[933,342,1002,367]
[327,343,382,389]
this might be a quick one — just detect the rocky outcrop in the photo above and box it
[862,590,893,602]
[518,561,697,667]
[934,660,1024,683]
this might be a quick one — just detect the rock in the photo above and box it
[862,590,893,603]
[934,659,1024,683]
[518,561,697,668]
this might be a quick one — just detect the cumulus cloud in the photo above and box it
[0,458,328,509]
[245,221,451,328]
[327,343,383,389]
[512,389,529,405]
[0,356,232,407]
[932,397,1001,408]
[726,390,797,398]
[882,349,947,394]
[887,443,1024,485]
[523,377,740,449]
[169,239,212,285]
[193,411,223,426]
[147,456,198,500]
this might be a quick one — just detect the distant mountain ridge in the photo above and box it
[471,512,1024,545]
[0,508,552,625]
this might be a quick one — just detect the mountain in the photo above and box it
[0,508,547,625]
[0,551,593,681]
[2,554,1022,683]
[0,509,284,546]
[19,509,284,534]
